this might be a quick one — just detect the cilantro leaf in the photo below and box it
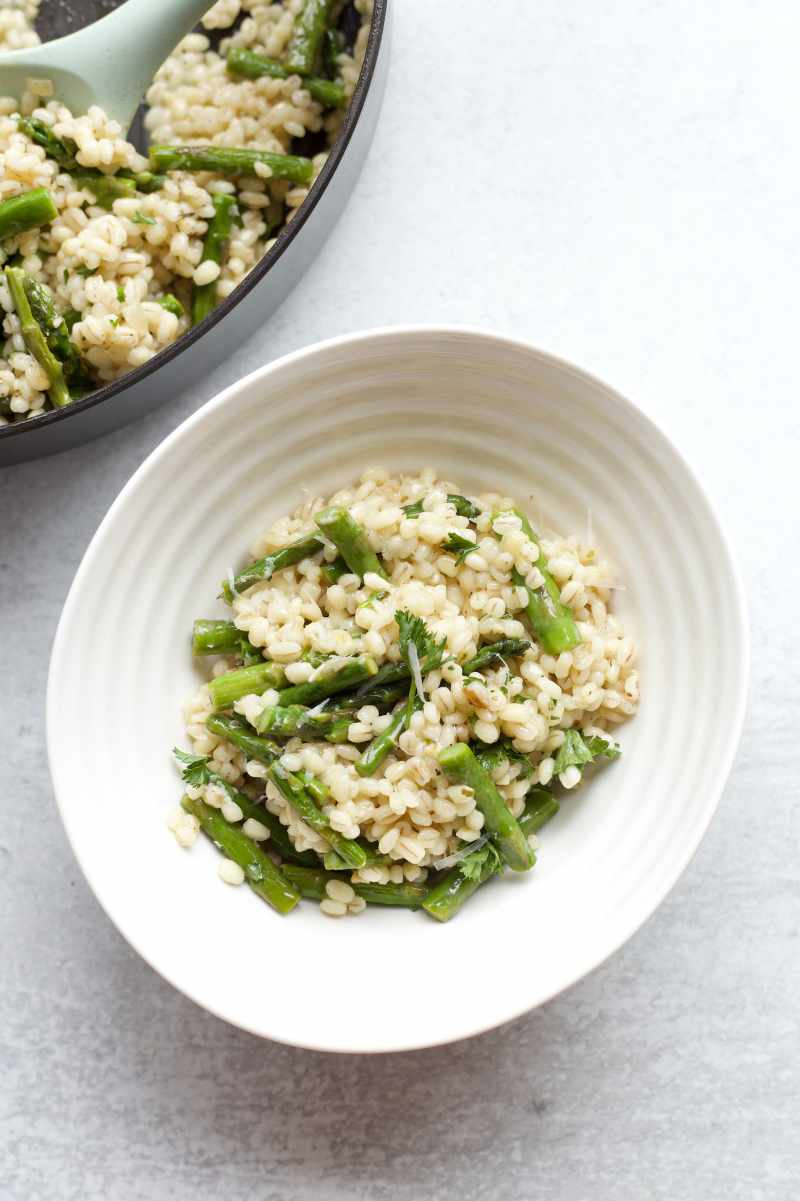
[553,729,621,776]
[173,747,212,787]
[459,842,503,881]
[402,494,480,520]
[447,494,480,519]
[441,531,476,564]
[395,609,446,670]
[476,741,535,780]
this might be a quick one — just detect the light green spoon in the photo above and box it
[0,0,213,130]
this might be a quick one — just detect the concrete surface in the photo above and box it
[2,1,798,1197]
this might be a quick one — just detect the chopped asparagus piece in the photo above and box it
[0,188,57,242]
[149,144,313,185]
[438,742,533,872]
[226,47,345,107]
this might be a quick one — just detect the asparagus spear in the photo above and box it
[21,273,94,393]
[175,746,324,868]
[223,533,324,600]
[191,192,237,326]
[322,840,386,870]
[354,707,407,777]
[254,703,342,739]
[226,47,345,107]
[254,808,320,866]
[206,713,282,765]
[323,26,346,76]
[208,661,285,710]
[320,554,349,585]
[0,188,57,242]
[315,506,388,580]
[268,762,367,868]
[16,117,77,166]
[438,743,533,872]
[73,172,136,210]
[519,787,560,836]
[283,864,427,908]
[421,843,502,923]
[192,619,243,656]
[278,654,378,706]
[120,169,166,193]
[149,145,313,185]
[17,119,160,192]
[352,633,523,703]
[508,509,580,656]
[181,794,300,914]
[285,0,334,76]
[340,680,409,712]
[4,267,70,406]
[461,638,531,674]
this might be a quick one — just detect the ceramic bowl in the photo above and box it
[47,327,749,1051]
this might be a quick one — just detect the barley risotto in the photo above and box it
[0,0,372,423]
[172,468,640,921]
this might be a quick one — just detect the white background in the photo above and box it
[2,1,798,1197]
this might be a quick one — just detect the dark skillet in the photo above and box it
[0,0,389,464]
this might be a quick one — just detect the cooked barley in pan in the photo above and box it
[0,0,372,422]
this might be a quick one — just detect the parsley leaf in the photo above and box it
[447,493,480,519]
[173,747,212,787]
[552,729,621,775]
[476,741,535,780]
[441,531,476,564]
[131,210,156,226]
[459,842,503,881]
[402,493,480,520]
[395,609,446,670]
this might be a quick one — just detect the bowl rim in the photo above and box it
[0,0,388,445]
[46,324,751,1050]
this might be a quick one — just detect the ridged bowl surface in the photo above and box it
[47,327,749,1051]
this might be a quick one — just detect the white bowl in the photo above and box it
[47,327,748,1052]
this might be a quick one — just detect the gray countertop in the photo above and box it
[2,1,798,1197]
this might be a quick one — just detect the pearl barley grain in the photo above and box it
[218,859,245,885]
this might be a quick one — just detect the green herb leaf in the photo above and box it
[131,210,156,226]
[552,729,621,776]
[402,494,480,520]
[158,293,184,318]
[116,284,125,302]
[395,609,446,671]
[173,747,212,787]
[459,842,502,881]
[75,266,97,278]
[447,494,480,519]
[476,741,535,780]
[442,531,476,564]
[357,589,388,611]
